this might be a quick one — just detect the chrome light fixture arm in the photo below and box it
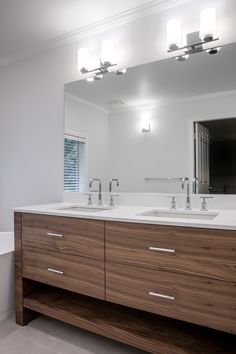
[80,60,117,75]
[78,41,127,81]
[167,37,219,54]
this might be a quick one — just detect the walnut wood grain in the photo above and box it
[22,246,105,300]
[105,221,236,282]
[15,211,236,346]
[14,212,38,325]
[106,262,236,334]
[22,213,104,260]
[24,287,236,354]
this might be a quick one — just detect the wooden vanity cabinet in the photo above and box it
[105,221,236,281]
[106,262,236,333]
[106,221,236,334]
[22,213,105,260]
[15,213,105,326]
[15,212,236,354]
[22,246,105,299]
[21,213,105,299]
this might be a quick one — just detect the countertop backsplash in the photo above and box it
[63,192,236,211]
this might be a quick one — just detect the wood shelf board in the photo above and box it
[23,287,236,354]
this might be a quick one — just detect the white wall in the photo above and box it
[0,0,236,230]
[0,8,170,231]
[108,92,236,192]
[65,93,109,189]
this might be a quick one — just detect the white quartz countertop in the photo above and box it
[13,202,236,230]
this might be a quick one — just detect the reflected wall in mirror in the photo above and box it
[64,42,236,194]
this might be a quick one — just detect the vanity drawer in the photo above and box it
[106,262,236,334]
[22,213,104,260]
[22,246,105,300]
[105,221,236,282]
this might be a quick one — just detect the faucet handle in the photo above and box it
[84,192,94,206]
[109,194,119,207]
[200,196,213,211]
[166,196,177,210]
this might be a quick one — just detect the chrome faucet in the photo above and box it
[181,177,191,210]
[166,195,177,209]
[145,177,192,210]
[192,177,199,194]
[89,178,103,206]
[109,178,119,207]
[200,196,213,211]
[109,178,119,193]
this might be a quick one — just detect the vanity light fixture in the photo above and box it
[167,7,220,61]
[77,40,127,81]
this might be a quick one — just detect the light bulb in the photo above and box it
[89,56,100,71]
[77,48,89,72]
[95,73,103,80]
[115,68,127,75]
[101,40,114,65]
[206,46,221,55]
[167,19,182,51]
[86,76,94,82]
[200,8,217,42]
[175,54,189,62]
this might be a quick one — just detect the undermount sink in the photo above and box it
[138,210,218,220]
[56,206,111,213]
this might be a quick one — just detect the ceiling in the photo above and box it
[0,0,162,65]
[1,0,236,67]
[65,42,236,110]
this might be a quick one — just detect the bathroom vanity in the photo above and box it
[14,204,236,354]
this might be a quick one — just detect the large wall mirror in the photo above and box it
[64,42,236,194]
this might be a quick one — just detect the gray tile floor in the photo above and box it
[0,316,146,354]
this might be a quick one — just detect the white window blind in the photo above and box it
[64,134,87,192]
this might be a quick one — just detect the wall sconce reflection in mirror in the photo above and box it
[78,40,127,82]
[142,123,151,133]
[167,8,221,62]
[141,112,152,133]
[141,121,151,133]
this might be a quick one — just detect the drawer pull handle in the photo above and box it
[149,246,175,253]
[149,292,175,301]
[47,268,64,275]
[46,232,64,238]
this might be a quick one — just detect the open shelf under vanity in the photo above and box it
[22,283,236,354]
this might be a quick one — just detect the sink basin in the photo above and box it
[56,206,110,213]
[138,210,218,220]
